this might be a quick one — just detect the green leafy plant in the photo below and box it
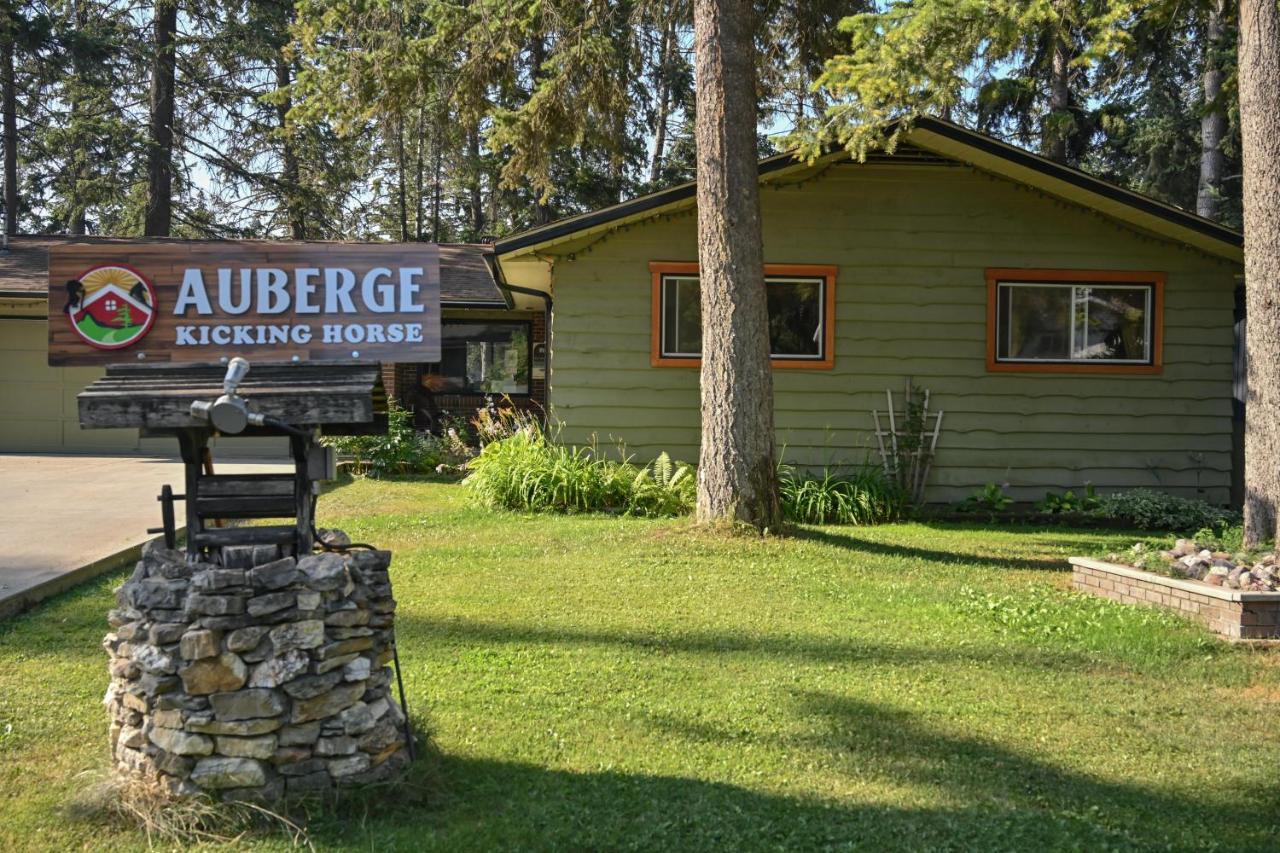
[778,464,906,525]
[956,483,1013,518]
[323,400,446,478]
[1091,489,1239,534]
[1036,484,1100,514]
[629,452,697,518]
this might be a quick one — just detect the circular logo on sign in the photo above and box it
[64,265,157,350]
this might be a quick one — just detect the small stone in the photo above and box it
[342,657,372,682]
[269,620,325,653]
[180,629,221,660]
[149,622,187,645]
[315,653,359,675]
[283,671,342,700]
[133,644,179,675]
[315,735,357,756]
[247,591,296,617]
[357,718,401,753]
[1205,572,1226,586]
[153,708,185,729]
[128,578,189,610]
[248,649,310,688]
[210,688,287,721]
[327,753,371,778]
[215,734,278,759]
[316,637,374,659]
[154,751,196,778]
[1239,571,1255,588]
[226,625,269,653]
[180,653,248,695]
[187,717,283,736]
[318,528,351,548]
[192,569,247,591]
[247,556,300,590]
[296,590,321,611]
[291,682,365,724]
[277,759,327,777]
[118,725,146,749]
[297,553,347,592]
[338,701,377,736]
[324,608,370,628]
[190,756,266,790]
[241,637,275,664]
[149,726,214,756]
[187,594,245,617]
[273,746,312,765]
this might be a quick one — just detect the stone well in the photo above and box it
[103,536,409,799]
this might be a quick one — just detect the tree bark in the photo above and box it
[274,54,305,240]
[649,18,674,185]
[1240,0,1280,545]
[1045,31,1071,164]
[467,125,484,238]
[414,107,425,241]
[143,0,177,237]
[2,24,17,236]
[692,0,780,530]
[1198,0,1227,220]
[396,111,408,242]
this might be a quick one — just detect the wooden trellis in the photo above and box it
[873,384,944,503]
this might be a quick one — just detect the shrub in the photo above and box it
[1091,489,1239,534]
[323,400,445,478]
[955,483,1013,518]
[779,464,906,525]
[1036,484,1101,514]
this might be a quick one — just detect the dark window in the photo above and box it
[422,321,531,394]
[995,282,1153,364]
[659,275,826,360]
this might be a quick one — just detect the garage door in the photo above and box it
[0,317,139,452]
[0,318,285,456]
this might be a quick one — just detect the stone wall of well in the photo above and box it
[103,538,409,799]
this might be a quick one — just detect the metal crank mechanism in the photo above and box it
[149,357,336,559]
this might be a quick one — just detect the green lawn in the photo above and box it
[2,479,1278,851]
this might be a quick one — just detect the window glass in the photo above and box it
[767,279,823,357]
[662,276,702,356]
[660,275,825,360]
[423,322,530,394]
[997,282,1151,364]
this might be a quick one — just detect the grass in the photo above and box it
[2,478,1279,850]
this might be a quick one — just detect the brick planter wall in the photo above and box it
[1070,557,1280,640]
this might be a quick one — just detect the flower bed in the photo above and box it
[1069,556,1280,640]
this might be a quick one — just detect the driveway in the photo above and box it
[0,454,290,618]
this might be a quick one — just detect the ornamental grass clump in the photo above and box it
[463,425,695,516]
[778,464,907,525]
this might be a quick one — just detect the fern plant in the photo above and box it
[630,452,696,517]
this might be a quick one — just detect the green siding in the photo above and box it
[545,162,1241,503]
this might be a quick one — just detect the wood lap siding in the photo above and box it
[547,163,1240,503]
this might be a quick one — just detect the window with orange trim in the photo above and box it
[985,268,1165,375]
[649,262,837,369]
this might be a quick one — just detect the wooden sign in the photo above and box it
[48,241,440,366]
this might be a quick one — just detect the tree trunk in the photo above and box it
[2,26,17,236]
[692,0,780,530]
[414,107,425,241]
[396,112,408,242]
[274,55,305,240]
[1240,0,1280,545]
[431,123,442,243]
[1198,0,1227,220]
[1045,31,1071,164]
[649,18,674,185]
[143,0,177,237]
[467,125,484,238]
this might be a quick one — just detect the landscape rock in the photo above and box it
[291,683,364,724]
[210,688,286,721]
[225,625,269,653]
[190,757,266,790]
[269,620,325,653]
[297,552,347,591]
[247,649,310,689]
[179,654,248,695]
[215,735,278,760]
[247,557,300,590]
[149,726,214,756]
[179,629,221,660]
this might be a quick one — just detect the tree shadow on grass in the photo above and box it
[794,527,1071,572]
[303,695,1270,852]
[396,613,1109,676]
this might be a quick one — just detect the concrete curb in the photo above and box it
[0,531,182,622]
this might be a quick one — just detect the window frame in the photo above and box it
[421,318,534,396]
[649,261,837,369]
[985,268,1165,375]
